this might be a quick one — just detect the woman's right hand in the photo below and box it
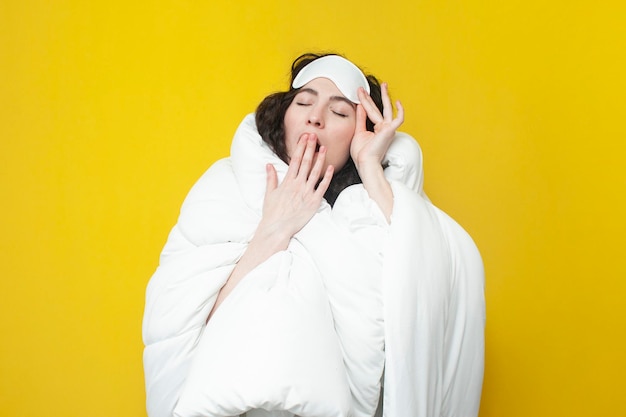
[208,134,333,320]
[258,133,334,242]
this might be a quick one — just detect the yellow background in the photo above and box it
[1,1,625,416]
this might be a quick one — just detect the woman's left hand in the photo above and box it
[350,82,404,171]
[350,83,403,222]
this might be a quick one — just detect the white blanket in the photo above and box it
[143,114,485,417]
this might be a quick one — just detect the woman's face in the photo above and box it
[284,77,357,172]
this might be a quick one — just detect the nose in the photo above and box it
[306,106,324,128]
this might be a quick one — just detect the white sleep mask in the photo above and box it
[291,55,370,104]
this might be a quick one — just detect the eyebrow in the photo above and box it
[297,88,356,108]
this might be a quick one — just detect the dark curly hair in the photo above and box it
[255,53,384,206]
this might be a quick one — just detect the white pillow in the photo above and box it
[173,248,352,417]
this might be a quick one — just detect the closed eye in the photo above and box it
[332,111,348,118]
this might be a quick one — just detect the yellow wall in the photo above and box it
[1,1,624,416]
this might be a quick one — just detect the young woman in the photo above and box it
[208,54,403,319]
[143,53,485,417]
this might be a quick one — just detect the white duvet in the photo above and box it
[142,114,485,417]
